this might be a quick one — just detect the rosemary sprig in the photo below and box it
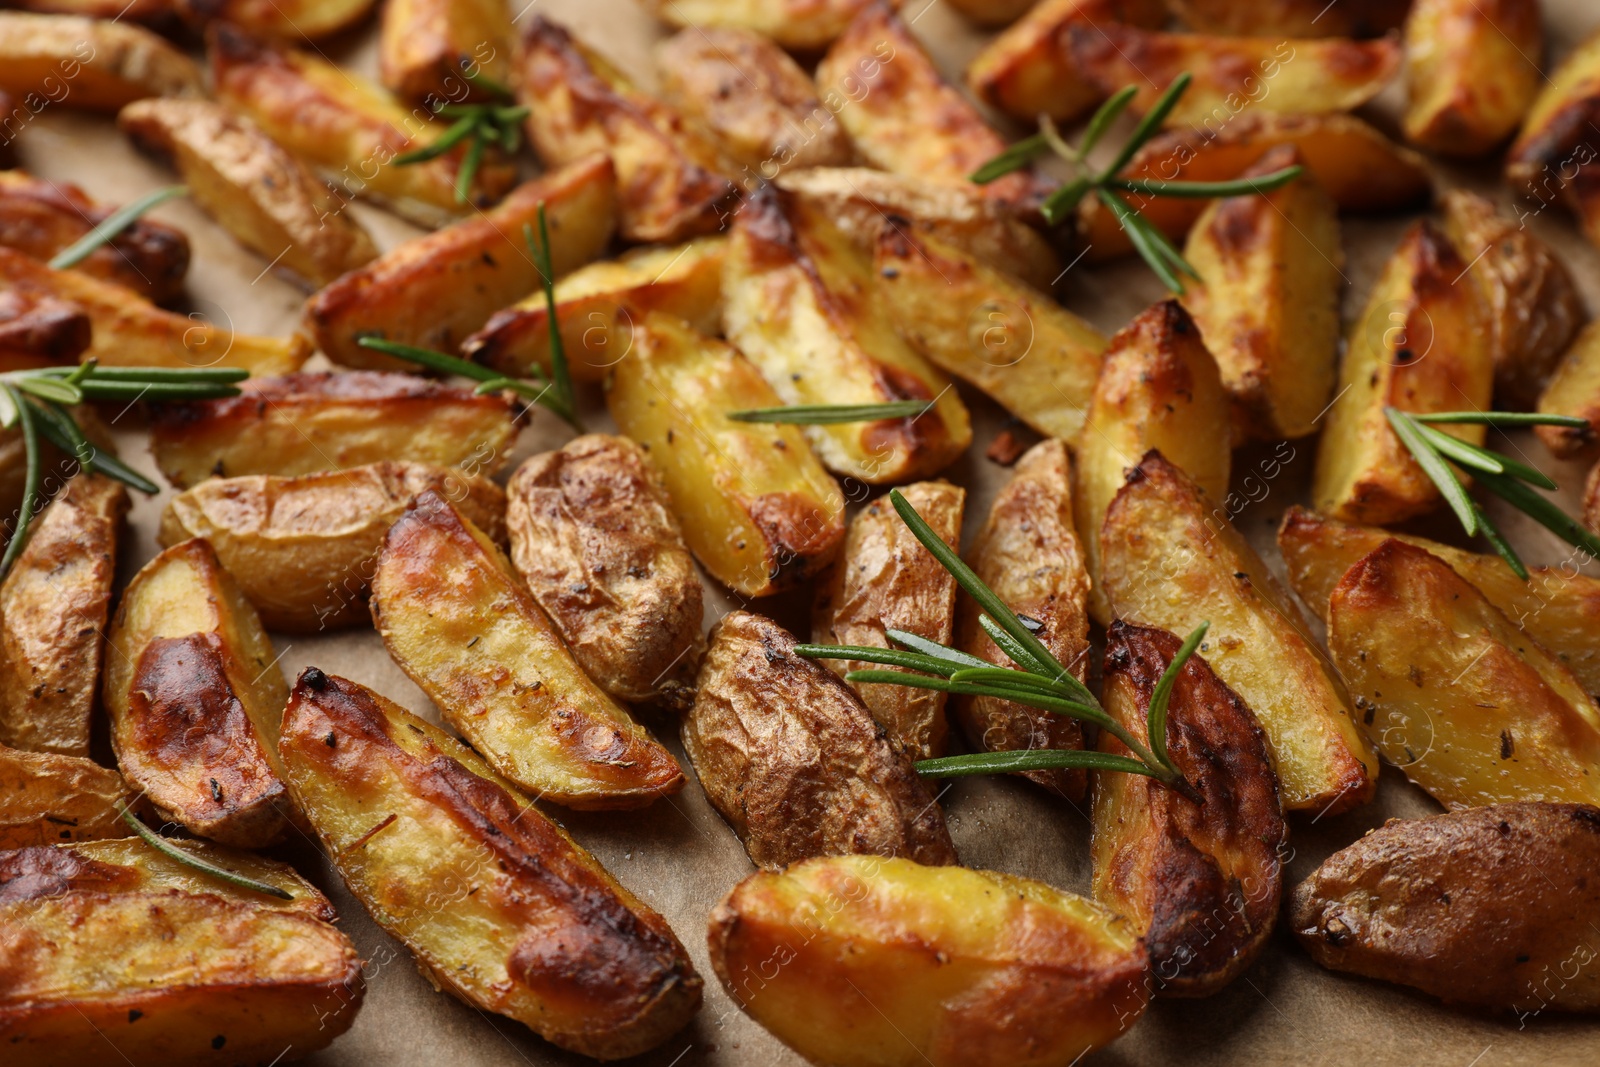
[118,802,293,901]
[1386,408,1600,580]
[48,185,187,270]
[727,400,930,424]
[393,78,528,205]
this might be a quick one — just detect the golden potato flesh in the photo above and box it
[605,312,846,598]
[724,189,971,484]
[1101,453,1378,815]
[1403,0,1541,156]
[280,668,701,1060]
[1182,147,1343,440]
[373,490,684,809]
[379,0,512,105]
[956,440,1093,802]
[160,462,508,633]
[813,481,964,761]
[103,538,294,847]
[709,855,1149,1067]
[506,434,704,707]
[0,13,201,112]
[180,0,374,41]
[1312,221,1493,524]
[0,748,134,848]
[1169,0,1406,35]
[640,0,887,52]
[686,611,957,870]
[1537,320,1600,456]
[1291,802,1600,1013]
[1329,539,1600,809]
[1508,29,1600,248]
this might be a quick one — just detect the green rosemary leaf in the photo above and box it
[1385,408,1478,536]
[884,629,991,670]
[1101,72,1192,181]
[969,133,1048,184]
[357,336,499,381]
[56,366,249,383]
[72,381,243,402]
[1411,411,1589,427]
[1472,501,1529,581]
[455,134,485,204]
[1128,206,1200,279]
[1039,115,1077,163]
[1099,188,1186,292]
[1107,165,1304,199]
[48,185,187,271]
[916,749,1158,779]
[792,643,961,677]
[1475,468,1600,563]
[1413,422,1506,476]
[844,670,1113,729]
[1076,85,1140,161]
[393,113,479,165]
[527,207,580,427]
[26,397,93,466]
[0,386,15,429]
[1038,175,1093,227]
[946,665,1070,694]
[1147,621,1208,772]
[726,401,929,424]
[462,66,514,100]
[0,384,42,578]
[976,612,1056,677]
[118,804,293,900]
[14,376,82,405]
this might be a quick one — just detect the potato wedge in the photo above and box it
[506,435,704,707]
[1313,221,1493,524]
[180,0,375,41]
[1403,0,1541,156]
[1587,461,1600,535]
[686,611,956,869]
[1291,802,1600,1012]
[0,475,125,757]
[305,157,617,371]
[1329,539,1600,808]
[1102,453,1379,814]
[944,0,1034,26]
[724,188,972,484]
[606,313,845,597]
[1094,621,1286,997]
[519,17,737,243]
[0,287,88,371]
[955,440,1093,801]
[813,481,963,761]
[640,0,887,52]
[1168,0,1407,36]
[280,668,702,1059]
[161,462,506,633]
[1537,320,1600,456]
[1073,300,1230,624]
[373,490,684,809]
[1507,29,1600,247]
[103,538,294,847]
[0,169,189,303]
[709,855,1149,1067]
[5,0,179,30]
[379,0,512,105]
[0,13,201,112]
[0,748,133,848]
[463,236,725,385]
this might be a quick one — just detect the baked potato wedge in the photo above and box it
[463,235,725,385]
[1507,29,1600,248]
[0,286,88,371]
[1329,539,1600,808]
[723,188,972,484]
[518,17,737,243]
[161,462,507,632]
[280,668,702,1059]
[709,855,1149,1067]
[1168,0,1407,36]
[1290,802,1600,1013]
[1403,0,1542,156]
[943,0,1035,26]
[305,156,618,370]
[1537,321,1600,456]
[379,0,512,105]
[605,312,845,598]
[813,481,964,761]
[180,0,375,41]
[640,0,887,52]
[373,490,684,809]
[1094,621,1286,997]
[686,611,957,869]
[3,0,179,30]
[1312,221,1493,524]
[1101,453,1379,815]
[0,748,134,848]
[955,440,1094,802]
[0,474,126,757]
[0,13,201,112]
[103,538,294,848]
[506,435,704,707]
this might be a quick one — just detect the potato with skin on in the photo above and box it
[1507,30,1600,249]
[1167,0,1408,36]
[1585,461,1600,535]
[0,288,88,372]
[0,14,202,112]
[1313,221,1493,525]
[1290,802,1600,1012]
[1101,453,1379,815]
[709,855,1150,1067]
[1537,321,1600,456]
[605,313,846,598]
[686,611,957,870]
[161,462,507,633]
[1329,539,1600,809]
[280,668,702,1059]
[178,0,375,41]
[0,748,135,848]
[6,0,179,31]
[507,435,704,707]
[103,538,295,848]
[640,0,892,53]
[379,0,513,105]
[305,157,618,371]
[1402,0,1542,157]
[813,481,964,762]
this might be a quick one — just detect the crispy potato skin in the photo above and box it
[685,611,957,870]
[1094,622,1285,997]
[373,490,684,809]
[161,462,507,633]
[181,0,374,40]
[1538,320,1600,456]
[605,313,845,598]
[506,435,704,707]
[280,669,702,1059]
[1587,460,1600,535]
[1291,802,1600,1012]
[0,749,133,848]
[1330,539,1600,809]
[4,0,179,30]
[0,286,89,371]
[813,481,964,761]
[1102,454,1378,814]
[0,13,202,112]
[1507,29,1600,247]
[103,538,294,848]
[1313,221,1493,524]
[641,0,889,51]
[0,170,189,303]
[957,440,1093,801]
[0,475,126,757]
[709,855,1150,1067]
[379,0,512,105]
[1169,0,1407,35]
[1403,0,1541,156]
[149,371,521,489]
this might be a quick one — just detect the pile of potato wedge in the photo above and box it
[4,0,1600,1064]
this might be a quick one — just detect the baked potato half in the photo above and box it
[1507,29,1600,248]
[1290,802,1600,1013]
[280,668,702,1060]
[640,0,887,52]
[1537,320,1600,456]
[1168,0,1406,35]
[379,0,513,105]
[685,610,957,870]
[103,538,295,848]
[605,312,846,598]
[0,13,202,112]
[1403,0,1542,156]
[709,855,1149,1067]
[373,490,685,809]
[0,748,134,848]
[506,435,704,707]
[179,0,375,41]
